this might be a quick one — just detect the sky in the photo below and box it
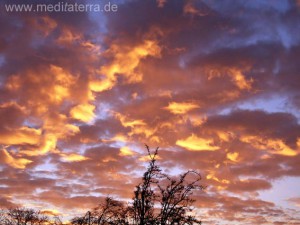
[0,0,300,224]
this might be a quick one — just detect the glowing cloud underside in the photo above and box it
[1,149,32,169]
[176,134,219,151]
[70,103,96,122]
[163,102,200,114]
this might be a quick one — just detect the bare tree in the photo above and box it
[70,215,87,225]
[71,198,128,225]
[93,197,128,225]
[71,145,204,225]
[131,145,204,225]
[4,208,49,225]
[131,145,161,225]
[157,171,203,225]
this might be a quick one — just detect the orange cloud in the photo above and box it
[115,113,149,131]
[139,154,162,162]
[41,209,61,216]
[206,172,230,185]
[229,68,252,90]
[226,152,239,162]
[48,65,77,104]
[241,135,298,156]
[90,40,161,93]
[1,149,32,169]
[117,115,146,128]
[70,103,96,122]
[0,127,41,145]
[163,102,200,114]
[89,78,115,93]
[176,134,219,151]
[60,153,89,162]
[207,66,253,91]
[114,113,159,142]
[20,115,80,157]
[56,28,81,44]
[119,146,135,157]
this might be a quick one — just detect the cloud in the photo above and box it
[0,127,41,146]
[163,101,200,114]
[1,0,300,224]
[60,153,89,162]
[70,103,96,123]
[41,209,61,216]
[226,152,239,162]
[0,148,32,169]
[226,178,272,192]
[119,146,135,157]
[240,135,298,156]
[0,197,18,208]
[176,134,219,151]
[287,197,300,207]
[89,39,161,93]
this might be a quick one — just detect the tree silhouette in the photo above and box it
[0,208,50,225]
[0,145,204,225]
[92,197,128,224]
[131,145,203,225]
[71,145,204,225]
[157,170,203,225]
[131,146,161,225]
[71,197,128,225]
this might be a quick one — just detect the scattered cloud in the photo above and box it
[163,102,200,114]
[176,134,219,151]
[1,0,300,224]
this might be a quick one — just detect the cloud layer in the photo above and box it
[1,0,300,224]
